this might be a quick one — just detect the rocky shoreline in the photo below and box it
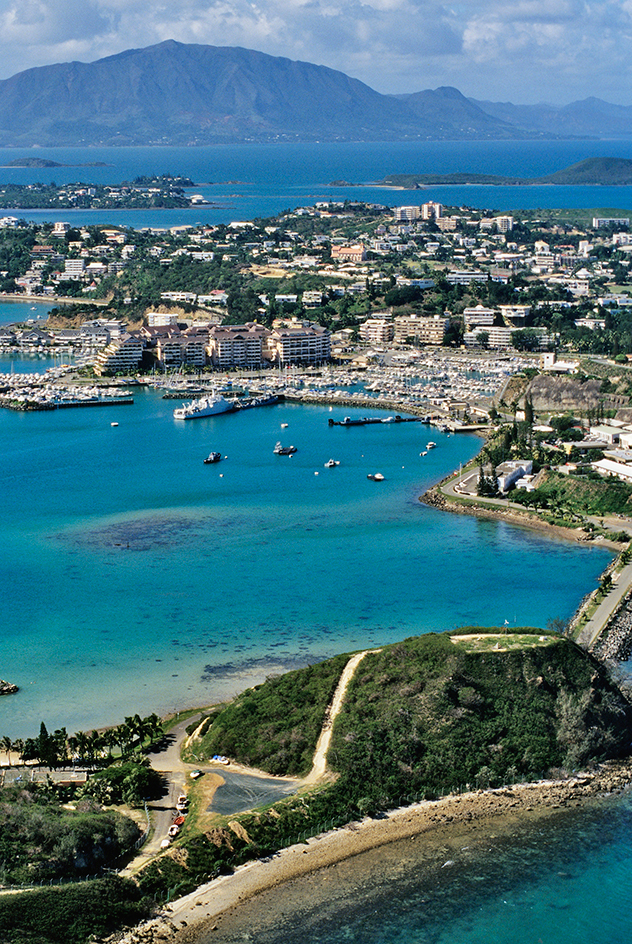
[592,591,632,661]
[107,758,632,944]
[0,679,18,696]
[421,484,621,549]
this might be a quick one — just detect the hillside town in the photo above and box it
[0,199,630,374]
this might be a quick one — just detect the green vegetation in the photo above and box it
[0,875,151,944]
[193,654,349,775]
[512,469,632,517]
[0,175,195,210]
[80,757,163,807]
[0,783,141,885]
[330,633,628,802]
[14,632,619,938]
[381,159,632,189]
[137,631,631,907]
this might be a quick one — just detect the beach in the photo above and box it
[114,759,632,944]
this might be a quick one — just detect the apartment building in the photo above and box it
[463,305,496,329]
[94,334,144,375]
[359,318,395,343]
[393,314,448,345]
[267,320,331,365]
[208,323,268,369]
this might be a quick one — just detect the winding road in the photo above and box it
[124,648,377,873]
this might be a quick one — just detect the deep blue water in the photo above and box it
[0,138,631,226]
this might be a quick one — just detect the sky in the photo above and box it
[0,0,630,105]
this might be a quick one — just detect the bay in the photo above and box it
[0,138,631,228]
[0,362,610,739]
[0,139,627,944]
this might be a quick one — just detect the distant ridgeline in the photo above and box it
[380,157,632,188]
[195,630,631,800]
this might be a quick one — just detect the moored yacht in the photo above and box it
[173,392,233,419]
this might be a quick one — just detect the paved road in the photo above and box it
[576,559,632,649]
[439,471,632,651]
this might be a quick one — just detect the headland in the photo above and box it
[121,759,632,943]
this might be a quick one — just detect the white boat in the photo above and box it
[367,472,385,481]
[274,441,297,455]
[173,393,233,420]
[427,441,437,449]
[324,459,340,468]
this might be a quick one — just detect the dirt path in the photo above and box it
[304,649,378,784]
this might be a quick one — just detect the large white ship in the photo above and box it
[173,392,234,419]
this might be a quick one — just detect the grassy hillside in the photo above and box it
[194,653,349,775]
[330,632,629,805]
[137,630,631,905]
[514,469,632,516]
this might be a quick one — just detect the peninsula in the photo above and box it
[378,157,632,187]
[1,630,631,944]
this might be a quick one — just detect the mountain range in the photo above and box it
[0,40,631,147]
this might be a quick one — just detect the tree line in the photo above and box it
[1,712,163,770]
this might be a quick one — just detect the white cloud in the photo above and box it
[0,0,628,103]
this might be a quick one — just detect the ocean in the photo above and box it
[0,138,631,227]
[205,792,632,944]
[0,138,629,943]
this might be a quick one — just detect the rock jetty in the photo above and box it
[593,593,632,662]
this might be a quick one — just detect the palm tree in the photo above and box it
[101,728,118,760]
[1,735,13,766]
[117,720,134,757]
[74,731,90,766]
[145,713,164,743]
[88,730,104,766]
[12,738,24,765]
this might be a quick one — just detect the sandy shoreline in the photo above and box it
[116,758,632,943]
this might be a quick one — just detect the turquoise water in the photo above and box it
[0,368,611,739]
[0,139,631,225]
[0,140,627,942]
[0,300,52,327]
[208,793,632,944]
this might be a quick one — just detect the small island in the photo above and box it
[2,158,109,169]
[378,157,632,188]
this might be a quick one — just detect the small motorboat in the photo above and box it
[367,473,385,481]
[274,442,297,455]
[111,422,119,427]
[203,452,222,464]
[324,459,340,468]
[281,422,289,428]
[427,442,437,449]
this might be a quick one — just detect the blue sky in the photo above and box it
[0,0,630,104]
